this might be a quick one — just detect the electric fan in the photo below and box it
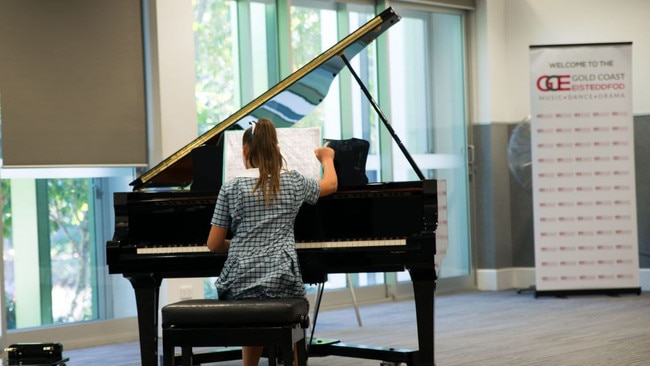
[507,115,533,195]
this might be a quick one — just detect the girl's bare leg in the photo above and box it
[242,346,263,366]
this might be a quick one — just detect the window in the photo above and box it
[194,0,238,134]
[389,8,471,281]
[0,0,472,351]
[2,171,136,334]
[4,178,98,328]
[289,3,385,290]
[192,1,472,302]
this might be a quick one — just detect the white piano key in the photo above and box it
[295,238,406,249]
[137,238,408,254]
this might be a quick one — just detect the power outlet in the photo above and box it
[179,285,193,300]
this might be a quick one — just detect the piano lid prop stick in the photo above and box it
[338,53,426,181]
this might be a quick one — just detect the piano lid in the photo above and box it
[130,7,401,190]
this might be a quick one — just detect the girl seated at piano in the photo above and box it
[207,117,337,366]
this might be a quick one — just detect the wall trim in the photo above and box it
[476,267,535,291]
[477,267,650,292]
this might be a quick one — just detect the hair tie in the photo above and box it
[249,121,257,139]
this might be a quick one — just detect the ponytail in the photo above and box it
[242,118,286,205]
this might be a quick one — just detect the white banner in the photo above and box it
[529,43,640,293]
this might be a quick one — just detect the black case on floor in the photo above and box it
[5,342,68,365]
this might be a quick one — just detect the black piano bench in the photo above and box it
[161,298,309,366]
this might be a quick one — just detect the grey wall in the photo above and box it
[473,123,513,269]
[473,115,650,270]
[634,115,650,268]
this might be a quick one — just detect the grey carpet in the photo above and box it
[62,289,650,365]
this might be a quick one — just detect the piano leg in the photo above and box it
[126,274,163,366]
[409,268,437,366]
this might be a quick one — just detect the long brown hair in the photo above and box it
[242,118,286,205]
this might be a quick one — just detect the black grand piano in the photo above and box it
[107,7,438,366]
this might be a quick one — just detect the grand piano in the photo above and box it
[106,7,438,366]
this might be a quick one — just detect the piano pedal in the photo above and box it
[380,362,401,366]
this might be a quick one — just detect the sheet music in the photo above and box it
[223,127,322,182]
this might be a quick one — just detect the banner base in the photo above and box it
[534,287,641,298]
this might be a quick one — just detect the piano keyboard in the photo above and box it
[137,246,210,254]
[296,238,406,249]
[136,238,407,254]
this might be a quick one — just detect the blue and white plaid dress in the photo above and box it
[211,169,320,300]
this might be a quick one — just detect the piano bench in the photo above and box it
[161,298,309,366]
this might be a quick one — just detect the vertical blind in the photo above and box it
[0,0,147,167]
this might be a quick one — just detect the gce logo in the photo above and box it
[536,75,571,91]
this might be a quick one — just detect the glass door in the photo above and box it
[387,7,473,291]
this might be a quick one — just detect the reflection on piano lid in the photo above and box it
[131,7,401,191]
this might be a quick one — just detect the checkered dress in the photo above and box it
[211,170,320,300]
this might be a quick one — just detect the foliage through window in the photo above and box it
[48,179,95,323]
[3,178,95,329]
[194,0,237,134]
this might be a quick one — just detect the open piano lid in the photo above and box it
[131,7,401,190]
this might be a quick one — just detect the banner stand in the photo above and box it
[534,287,641,298]
[529,42,641,297]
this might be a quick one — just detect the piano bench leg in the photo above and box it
[181,346,193,365]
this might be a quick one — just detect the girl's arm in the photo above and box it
[207,225,230,253]
[315,147,338,197]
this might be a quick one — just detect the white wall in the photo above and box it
[474,0,650,123]
[147,0,204,307]
[472,0,508,124]
[148,0,198,163]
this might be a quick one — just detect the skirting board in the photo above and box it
[476,267,650,292]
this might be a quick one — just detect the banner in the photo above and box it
[529,42,640,294]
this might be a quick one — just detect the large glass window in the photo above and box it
[0,0,471,350]
[192,1,472,299]
[289,3,385,290]
[290,5,341,137]
[194,0,238,134]
[388,8,471,281]
[2,172,135,333]
[4,178,97,329]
